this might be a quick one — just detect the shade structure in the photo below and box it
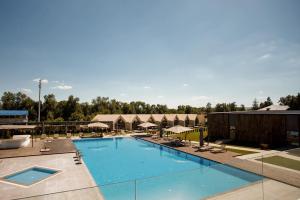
[165,125,192,134]
[138,122,157,128]
[87,122,109,129]
[0,125,36,130]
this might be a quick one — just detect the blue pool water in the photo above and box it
[74,137,262,200]
[4,167,58,186]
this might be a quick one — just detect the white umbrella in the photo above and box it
[87,122,109,129]
[138,122,157,128]
[165,125,192,134]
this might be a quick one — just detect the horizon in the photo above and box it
[1,0,300,108]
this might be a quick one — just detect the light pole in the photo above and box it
[38,79,41,123]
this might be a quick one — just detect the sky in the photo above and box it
[0,0,299,108]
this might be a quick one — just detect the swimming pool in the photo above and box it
[74,137,262,200]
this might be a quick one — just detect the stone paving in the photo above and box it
[0,153,103,200]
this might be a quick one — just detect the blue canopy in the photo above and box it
[0,110,28,116]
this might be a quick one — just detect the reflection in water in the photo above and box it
[115,138,118,149]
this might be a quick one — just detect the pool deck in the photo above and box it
[0,153,104,200]
[0,139,76,159]
[134,135,300,188]
[206,179,300,200]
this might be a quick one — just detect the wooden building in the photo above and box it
[208,111,300,147]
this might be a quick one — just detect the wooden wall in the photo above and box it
[208,113,300,147]
[207,113,229,139]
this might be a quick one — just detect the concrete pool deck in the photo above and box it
[0,139,76,159]
[0,153,104,200]
[206,179,300,200]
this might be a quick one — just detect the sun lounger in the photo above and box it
[41,134,47,140]
[210,144,227,153]
[53,134,59,139]
[196,145,213,152]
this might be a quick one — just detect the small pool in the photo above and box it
[2,167,59,186]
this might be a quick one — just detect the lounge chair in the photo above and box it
[66,133,72,138]
[210,144,227,153]
[151,134,159,140]
[196,144,213,152]
[41,134,47,140]
[53,134,59,139]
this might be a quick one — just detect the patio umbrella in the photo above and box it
[138,122,157,128]
[87,122,109,129]
[165,125,192,134]
[165,125,192,140]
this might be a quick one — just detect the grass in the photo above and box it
[256,156,300,171]
[225,148,258,155]
[170,130,208,142]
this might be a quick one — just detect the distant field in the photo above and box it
[257,156,300,171]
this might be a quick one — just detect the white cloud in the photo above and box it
[52,80,60,83]
[120,93,127,97]
[183,83,189,87]
[258,53,271,60]
[21,88,32,93]
[143,86,151,89]
[33,78,48,84]
[52,85,72,90]
[258,90,264,95]
[157,95,164,99]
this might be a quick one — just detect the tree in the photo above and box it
[252,99,259,110]
[42,94,57,121]
[1,92,16,109]
[205,103,212,113]
[240,104,246,111]
[259,97,273,109]
[279,93,300,110]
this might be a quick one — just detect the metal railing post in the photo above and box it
[135,179,137,200]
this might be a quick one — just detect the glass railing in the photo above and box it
[10,163,268,200]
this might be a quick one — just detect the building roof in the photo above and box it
[120,114,137,123]
[176,114,188,121]
[0,110,28,116]
[187,114,197,121]
[164,114,177,121]
[258,105,290,111]
[151,114,165,122]
[92,114,120,122]
[136,114,152,122]
[210,110,300,115]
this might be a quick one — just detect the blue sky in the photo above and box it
[0,0,299,108]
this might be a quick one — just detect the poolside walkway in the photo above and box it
[134,135,300,188]
[0,153,103,200]
[0,139,76,159]
[206,179,300,200]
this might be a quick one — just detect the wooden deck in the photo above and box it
[0,139,76,159]
[135,135,300,188]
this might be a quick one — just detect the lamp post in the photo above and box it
[38,79,41,123]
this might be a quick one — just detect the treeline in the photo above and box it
[0,91,299,122]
